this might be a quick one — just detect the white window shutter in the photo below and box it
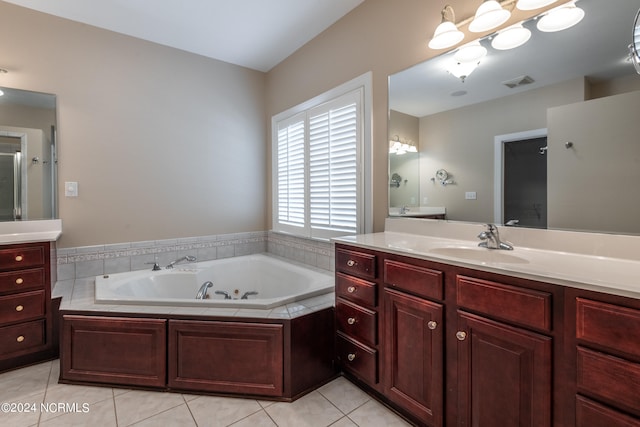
[276,115,306,229]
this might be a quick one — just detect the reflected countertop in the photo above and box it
[0,219,62,244]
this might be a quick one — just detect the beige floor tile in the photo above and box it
[38,397,117,427]
[114,389,185,426]
[40,383,114,422]
[347,399,411,427]
[0,391,45,427]
[0,361,52,402]
[228,409,277,427]
[317,377,371,414]
[264,391,343,427]
[329,417,358,427]
[129,402,197,427]
[187,394,263,427]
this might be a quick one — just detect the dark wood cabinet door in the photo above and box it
[455,311,552,427]
[383,288,443,426]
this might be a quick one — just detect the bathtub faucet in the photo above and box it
[166,255,196,269]
[215,290,232,300]
[195,281,213,300]
[241,291,258,300]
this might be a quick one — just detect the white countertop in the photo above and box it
[335,219,640,300]
[0,219,62,244]
[389,206,445,217]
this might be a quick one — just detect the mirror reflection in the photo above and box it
[0,86,57,221]
[389,0,640,234]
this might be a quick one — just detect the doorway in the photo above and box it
[494,129,547,228]
[0,136,23,220]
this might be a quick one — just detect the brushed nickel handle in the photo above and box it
[15,255,23,262]
[347,286,356,293]
[15,305,24,312]
[346,260,357,267]
[427,321,438,330]
[347,353,356,361]
[456,331,467,341]
[15,278,24,285]
[347,317,356,325]
[16,335,25,343]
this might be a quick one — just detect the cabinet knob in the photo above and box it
[347,353,356,361]
[15,255,23,262]
[427,320,438,330]
[347,286,356,293]
[15,278,24,285]
[347,317,356,325]
[16,335,25,343]
[456,331,467,341]
[15,305,24,312]
[346,259,357,267]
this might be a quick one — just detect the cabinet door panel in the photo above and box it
[384,288,443,426]
[576,396,640,427]
[456,311,552,427]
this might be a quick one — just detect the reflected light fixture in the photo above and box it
[447,41,487,82]
[537,1,585,32]
[516,0,558,11]
[428,5,465,50]
[469,0,511,33]
[491,23,532,50]
[389,135,418,155]
[0,89,4,97]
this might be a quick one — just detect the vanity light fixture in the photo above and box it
[428,5,465,50]
[389,135,418,155]
[536,1,585,32]
[0,89,3,97]
[516,0,558,11]
[491,23,532,50]
[447,41,487,82]
[469,0,511,33]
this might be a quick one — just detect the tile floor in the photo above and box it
[1,360,412,427]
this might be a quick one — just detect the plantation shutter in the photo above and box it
[276,113,306,229]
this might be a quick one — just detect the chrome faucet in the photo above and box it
[399,205,410,215]
[166,255,196,269]
[215,290,232,300]
[477,223,514,250]
[241,291,258,300]
[195,281,213,299]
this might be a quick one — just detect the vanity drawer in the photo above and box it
[0,246,45,270]
[336,247,376,280]
[336,298,377,347]
[0,290,46,325]
[336,272,376,307]
[456,276,552,332]
[0,268,46,294]
[577,346,640,415]
[384,259,443,300]
[576,396,640,427]
[0,320,45,356]
[576,298,640,359]
[336,332,378,384]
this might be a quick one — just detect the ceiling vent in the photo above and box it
[502,75,535,89]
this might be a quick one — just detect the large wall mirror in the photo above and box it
[0,86,57,221]
[389,0,640,234]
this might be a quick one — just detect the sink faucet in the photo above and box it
[166,255,196,269]
[195,281,213,299]
[477,224,514,250]
[400,205,410,215]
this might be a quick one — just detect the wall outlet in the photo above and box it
[465,191,477,200]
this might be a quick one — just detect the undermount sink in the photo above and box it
[429,247,529,264]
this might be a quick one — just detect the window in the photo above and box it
[272,73,372,240]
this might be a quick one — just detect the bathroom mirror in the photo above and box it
[0,86,57,221]
[389,0,640,234]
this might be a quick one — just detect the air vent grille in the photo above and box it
[502,75,535,89]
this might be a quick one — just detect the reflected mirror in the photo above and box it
[389,0,640,234]
[0,86,57,221]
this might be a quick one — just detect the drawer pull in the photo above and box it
[15,278,24,285]
[16,335,25,343]
[346,259,357,267]
[456,331,467,341]
[347,353,356,361]
[347,317,356,325]
[428,320,438,330]
[347,286,356,293]
[15,255,23,262]
[15,305,24,312]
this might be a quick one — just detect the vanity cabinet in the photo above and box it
[0,241,58,372]
[567,289,640,426]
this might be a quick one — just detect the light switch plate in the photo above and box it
[65,181,78,197]
[465,191,477,200]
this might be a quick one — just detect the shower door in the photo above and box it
[0,151,22,220]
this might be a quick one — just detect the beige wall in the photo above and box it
[1,2,267,248]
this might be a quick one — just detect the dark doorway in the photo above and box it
[503,137,547,229]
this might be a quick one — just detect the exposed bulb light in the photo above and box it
[516,0,558,11]
[491,23,532,50]
[469,0,511,33]
[536,1,585,32]
[428,5,465,50]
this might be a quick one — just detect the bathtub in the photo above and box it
[94,254,334,309]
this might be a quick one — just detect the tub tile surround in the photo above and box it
[0,360,410,427]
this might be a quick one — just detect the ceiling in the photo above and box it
[390,0,640,117]
[2,0,364,72]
